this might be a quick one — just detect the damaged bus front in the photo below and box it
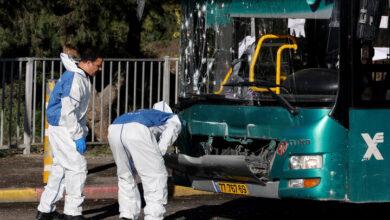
[166,0,390,202]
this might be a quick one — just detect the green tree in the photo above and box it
[140,0,181,58]
[0,0,180,58]
[141,0,180,47]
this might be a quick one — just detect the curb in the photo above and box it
[170,185,214,197]
[0,188,38,203]
[0,185,214,203]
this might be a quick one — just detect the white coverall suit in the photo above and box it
[37,53,91,216]
[108,101,182,220]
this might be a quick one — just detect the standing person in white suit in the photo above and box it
[36,49,103,220]
[108,101,182,220]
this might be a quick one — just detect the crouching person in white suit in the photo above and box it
[108,101,182,220]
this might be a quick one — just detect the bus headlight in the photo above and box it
[289,155,323,170]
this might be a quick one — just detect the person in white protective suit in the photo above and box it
[108,101,182,220]
[36,50,103,220]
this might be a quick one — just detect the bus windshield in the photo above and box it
[179,0,340,107]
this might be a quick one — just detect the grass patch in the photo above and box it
[0,144,112,158]
[85,145,112,157]
[0,149,18,158]
[0,145,44,158]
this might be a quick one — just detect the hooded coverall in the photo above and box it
[108,101,182,220]
[37,53,91,216]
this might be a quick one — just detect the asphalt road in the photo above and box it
[1,193,390,219]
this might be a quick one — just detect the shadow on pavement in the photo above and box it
[164,197,390,219]
[79,195,390,219]
[88,163,116,175]
[83,202,119,220]
[82,183,146,220]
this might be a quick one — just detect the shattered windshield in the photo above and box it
[179,0,340,107]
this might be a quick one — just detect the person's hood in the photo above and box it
[153,101,173,113]
[60,53,85,75]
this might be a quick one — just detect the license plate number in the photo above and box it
[216,182,249,195]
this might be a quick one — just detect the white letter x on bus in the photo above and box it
[361,132,384,161]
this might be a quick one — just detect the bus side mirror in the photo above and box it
[356,0,383,42]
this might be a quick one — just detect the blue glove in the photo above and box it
[75,137,86,154]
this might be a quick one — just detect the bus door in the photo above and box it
[348,0,390,202]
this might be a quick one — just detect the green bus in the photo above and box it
[166,0,390,202]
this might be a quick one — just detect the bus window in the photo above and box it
[179,0,340,108]
[358,1,390,105]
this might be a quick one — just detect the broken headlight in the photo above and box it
[289,155,323,170]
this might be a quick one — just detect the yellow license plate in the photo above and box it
[216,182,249,195]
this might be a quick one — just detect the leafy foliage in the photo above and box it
[0,0,180,58]
[141,0,181,48]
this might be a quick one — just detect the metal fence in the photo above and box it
[0,56,179,153]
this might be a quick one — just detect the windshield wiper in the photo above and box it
[224,81,299,115]
[175,94,248,110]
[224,80,279,88]
[175,95,206,110]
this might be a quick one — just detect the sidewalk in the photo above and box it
[0,153,213,203]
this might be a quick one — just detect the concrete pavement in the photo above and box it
[0,153,213,203]
[0,185,214,203]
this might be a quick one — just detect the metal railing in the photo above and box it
[0,56,179,153]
